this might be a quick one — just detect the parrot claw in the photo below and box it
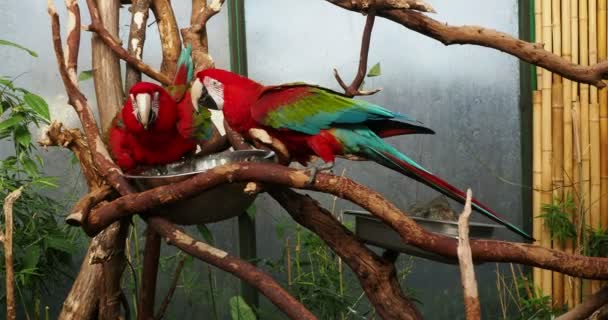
[304,162,334,186]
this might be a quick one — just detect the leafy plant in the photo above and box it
[0,40,80,317]
[585,227,608,257]
[229,296,256,320]
[538,194,576,242]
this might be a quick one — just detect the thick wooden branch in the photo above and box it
[334,12,382,97]
[86,162,608,279]
[66,185,114,226]
[335,0,435,13]
[39,121,104,188]
[269,187,422,320]
[85,0,171,86]
[326,1,608,88]
[147,216,316,320]
[138,228,161,320]
[125,0,152,92]
[555,285,608,320]
[457,189,480,320]
[150,0,181,78]
[182,0,225,71]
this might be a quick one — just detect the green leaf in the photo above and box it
[23,246,41,270]
[45,236,75,254]
[0,114,25,132]
[196,224,215,246]
[229,296,256,320]
[14,126,31,147]
[23,93,50,122]
[78,70,94,82]
[0,39,38,57]
[33,177,58,188]
[21,157,39,177]
[246,204,257,219]
[367,62,382,77]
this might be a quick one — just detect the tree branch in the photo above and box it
[555,285,608,320]
[147,216,317,320]
[85,162,608,279]
[138,228,161,320]
[457,189,480,320]
[326,1,608,88]
[181,0,225,71]
[334,11,382,97]
[3,187,23,320]
[66,185,114,226]
[150,0,181,79]
[85,0,171,86]
[269,187,422,320]
[154,255,186,320]
[125,0,152,92]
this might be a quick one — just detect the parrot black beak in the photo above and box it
[191,78,218,110]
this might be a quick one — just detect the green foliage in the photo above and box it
[366,62,381,77]
[538,194,576,242]
[586,227,608,257]
[517,289,554,320]
[0,40,79,316]
[0,39,38,57]
[229,296,256,320]
[77,70,93,82]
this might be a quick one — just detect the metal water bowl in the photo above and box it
[344,210,504,264]
[125,150,276,225]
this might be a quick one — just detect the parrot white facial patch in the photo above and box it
[135,93,152,128]
[191,78,203,111]
[203,77,224,110]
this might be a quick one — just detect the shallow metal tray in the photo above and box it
[125,150,276,225]
[344,210,504,264]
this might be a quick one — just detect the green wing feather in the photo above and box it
[252,84,419,135]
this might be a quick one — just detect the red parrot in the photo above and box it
[190,68,533,241]
[108,82,197,172]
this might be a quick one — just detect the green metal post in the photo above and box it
[227,0,259,309]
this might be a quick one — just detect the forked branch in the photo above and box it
[326,1,608,88]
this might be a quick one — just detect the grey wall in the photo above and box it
[246,0,523,318]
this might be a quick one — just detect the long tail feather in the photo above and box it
[366,120,435,138]
[370,149,534,241]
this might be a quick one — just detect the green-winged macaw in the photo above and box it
[189,68,533,241]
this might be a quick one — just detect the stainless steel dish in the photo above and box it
[125,150,276,225]
[344,210,504,264]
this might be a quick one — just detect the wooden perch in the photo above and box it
[555,285,608,320]
[85,0,171,85]
[125,0,152,92]
[150,0,181,78]
[326,1,608,88]
[148,216,316,320]
[332,0,435,13]
[66,186,114,226]
[84,162,608,279]
[457,189,481,320]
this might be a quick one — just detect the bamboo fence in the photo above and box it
[532,0,607,307]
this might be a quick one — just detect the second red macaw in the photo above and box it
[190,68,533,241]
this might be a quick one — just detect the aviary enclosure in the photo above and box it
[2,0,608,319]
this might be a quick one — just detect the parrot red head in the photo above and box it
[123,82,178,133]
[191,68,262,112]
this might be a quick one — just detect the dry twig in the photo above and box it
[457,189,481,320]
[333,11,382,97]
[154,255,187,320]
[2,187,23,320]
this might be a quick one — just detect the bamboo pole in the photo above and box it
[600,0,608,234]
[536,0,544,89]
[573,101,583,305]
[569,0,582,304]
[541,0,554,300]
[580,0,591,299]
[551,0,565,307]
[589,0,602,294]
[562,0,575,308]
[533,90,543,295]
